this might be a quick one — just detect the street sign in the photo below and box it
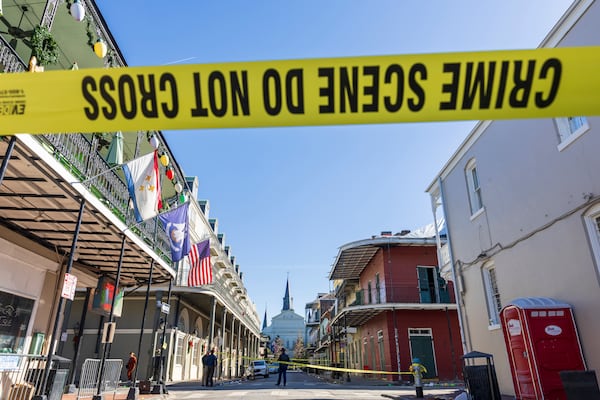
[102,322,116,343]
[161,302,170,314]
[61,273,77,300]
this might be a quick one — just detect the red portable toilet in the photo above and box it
[500,297,586,400]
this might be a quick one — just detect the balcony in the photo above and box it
[0,130,181,287]
[334,283,457,327]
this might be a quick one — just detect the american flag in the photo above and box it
[188,239,212,286]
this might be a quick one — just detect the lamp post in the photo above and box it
[153,279,172,395]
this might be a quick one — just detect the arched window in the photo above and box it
[177,309,189,331]
[194,317,203,337]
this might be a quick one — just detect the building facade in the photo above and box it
[62,193,261,384]
[262,280,305,358]
[0,1,260,397]
[426,1,600,396]
[327,231,463,381]
[305,292,333,360]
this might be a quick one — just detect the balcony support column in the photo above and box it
[93,234,126,400]
[152,279,172,395]
[0,136,17,186]
[127,256,155,400]
[236,320,242,377]
[229,317,236,379]
[34,198,86,400]
[220,309,228,380]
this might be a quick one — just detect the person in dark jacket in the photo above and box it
[276,348,290,386]
[201,350,210,386]
[205,349,218,387]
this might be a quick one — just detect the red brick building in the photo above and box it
[328,230,463,381]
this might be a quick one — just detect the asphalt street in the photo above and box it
[164,370,464,399]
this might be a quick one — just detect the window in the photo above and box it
[375,273,381,304]
[0,290,35,354]
[584,203,600,279]
[377,330,385,371]
[465,159,483,215]
[482,264,501,326]
[367,281,372,305]
[555,117,589,150]
[417,266,450,304]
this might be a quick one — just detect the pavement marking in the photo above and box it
[178,393,207,399]
[227,391,248,396]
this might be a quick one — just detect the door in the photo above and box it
[417,266,450,303]
[417,267,435,303]
[409,329,437,378]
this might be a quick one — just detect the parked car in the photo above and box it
[246,359,269,379]
[268,362,279,374]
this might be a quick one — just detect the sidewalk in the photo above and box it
[315,373,516,399]
[61,386,167,400]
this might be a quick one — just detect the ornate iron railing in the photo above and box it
[0,35,27,73]
[39,132,171,261]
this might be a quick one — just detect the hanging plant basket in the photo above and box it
[31,25,60,66]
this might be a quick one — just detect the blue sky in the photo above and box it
[96,1,572,325]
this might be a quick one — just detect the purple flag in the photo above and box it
[158,203,190,262]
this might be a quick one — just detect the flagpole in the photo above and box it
[123,200,191,233]
[71,162,123,185]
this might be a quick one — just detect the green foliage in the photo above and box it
[31,25,59,66]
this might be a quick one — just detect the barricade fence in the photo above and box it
[0,354,71,400]
[77,358,123,400]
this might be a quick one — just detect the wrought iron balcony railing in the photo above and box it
[39,133,171,261]
[0,35,27,73]
[347,283,453,307]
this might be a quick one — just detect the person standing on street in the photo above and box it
[205,349,218,387]
[126,352,137,384]
[201,350,210,386]
[276,348,290,387]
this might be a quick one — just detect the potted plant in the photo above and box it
[30,25,59,66]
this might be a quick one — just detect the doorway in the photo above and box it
[409,328,437,378]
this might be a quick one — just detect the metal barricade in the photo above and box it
[0,354,71,400]
[101,360,122,394]
[77,359,123,400]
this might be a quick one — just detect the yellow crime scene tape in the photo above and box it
[219,352,412,375]
[0,46,599,135]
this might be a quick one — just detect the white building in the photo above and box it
[262,280,305,358]
[426,1,600,396]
